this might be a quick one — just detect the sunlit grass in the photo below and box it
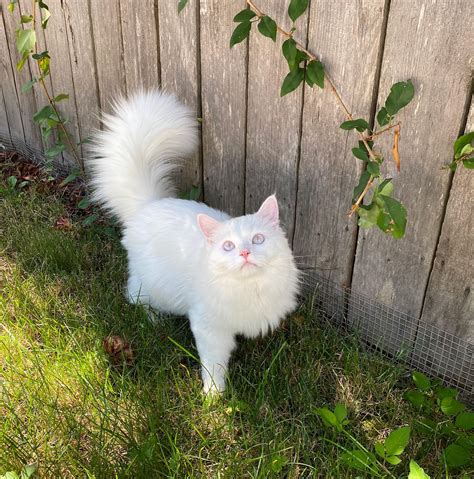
[1,172,469,478]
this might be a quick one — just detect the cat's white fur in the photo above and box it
[88,90,300,393]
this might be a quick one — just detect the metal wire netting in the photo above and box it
[2,131,473,404]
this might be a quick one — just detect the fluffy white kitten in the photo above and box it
[88,90,300,393]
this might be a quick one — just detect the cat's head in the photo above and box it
[197,195,294,278]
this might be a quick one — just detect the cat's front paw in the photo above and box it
[202,371,226,396]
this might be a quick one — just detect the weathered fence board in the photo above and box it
[0,8,24,140]
[245,1,308,236]
[120,0,160,92]
[2,1,42,149]
[420,101,474,341]
[351,0,473,319]
[158,0,201,193]
[200,0,247,215]
[61,1,100,151]
[293,0,388,286]
[90,0,126,108]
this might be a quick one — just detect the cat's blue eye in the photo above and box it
[222,240,235,252]
[252,233,265,245]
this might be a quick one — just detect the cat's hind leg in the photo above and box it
[126,274,159,322]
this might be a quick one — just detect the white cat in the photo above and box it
[88,90,300,393]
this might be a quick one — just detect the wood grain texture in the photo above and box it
[0,7,23,139]
[158,0,201,193]
[420,101,474,341]
[61,1,100,151]
[2,0,42,149]
[245,1,307,236]
[42,1,81,167]
[90,0,125,109]
[200,0,247,215]
[351,0,473,318]
[292,0,388,285]
[120,0,160,92]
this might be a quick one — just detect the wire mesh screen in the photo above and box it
[302,270,473,404]
[2,131,473,404]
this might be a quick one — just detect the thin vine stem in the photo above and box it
[246,0,397,215]
[31,0,84,175]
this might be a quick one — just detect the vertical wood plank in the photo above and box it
[90,0,125,108]
[293,0,388,285]
[158,0,201,193]
[199,0,246,215]
[351,0,473,319]
[0,7,24,140]
[119,0,160,92]
[420,101,473,341]
[41,0,81,167]
[2,0,42,149]
[61,1,100,147]
[246,1,307,236]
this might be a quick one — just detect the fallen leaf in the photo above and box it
[54,216,72,230]
[102,335,134,366]
[392,126,401,172]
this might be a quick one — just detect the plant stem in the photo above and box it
[246,0,386,214]
[369,122,401,139]
[31,0,84,175]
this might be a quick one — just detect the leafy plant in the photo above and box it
[404,371,473,471]
[448,131,474,171]
[0,463,37,479]
[227,0,414,238]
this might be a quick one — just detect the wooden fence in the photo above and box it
[1,0,473,343]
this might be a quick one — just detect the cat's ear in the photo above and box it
[256,194,279,226]
[197,214,221,241]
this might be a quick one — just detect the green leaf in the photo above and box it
[282,38,298,70]
[435,387,458,400]
[341,450,376,472]
[463,158,474,169]
[288,0,309,22]
[16,28,36,55]
[7,176,18,189]
[352,171,370,202]
[82,214,99,227]
[257,16,277,41]
[177,0,188,14]
[358,203,380,229]
[404,390,426,408]
[314,407,337,428]
[269,454,288,473]
[233,9,256,22]
[386,455,402,465]
[20,464,37,479]
[77,198,92,209]
[33,105,54,123]
[412,372,431,391]
[384,426,410,456]
[377,178,393,197]
[408,460,430,479]
[334,404,348,423]
[21,78,37,93]
[367,161,380,176]
[442,443,470,468]
[32,50,49,60]
[374,442,385,459]
[340,119,370,132]
[16,52,29,71]
[352,147,369,161]
[377,106,391,127]
[59,171,80,187]
[7,1,18,13]
[1,472,20,479]
[20,14,33,23]
[180,185,201,201]
[453,131,474,156]
[280,68,304,96]
[384,80,415,116]
[306,60,324,89]
[53,93,69,102]
[440,396,465,416]
[45,144,66,158]
[230,21,251,48]
[455,412,474,431]
[380,195,407,239]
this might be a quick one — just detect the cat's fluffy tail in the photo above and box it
[88,90,198,222]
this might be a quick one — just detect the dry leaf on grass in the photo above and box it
[102,335,135,366]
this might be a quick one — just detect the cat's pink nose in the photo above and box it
[240,249,250,260]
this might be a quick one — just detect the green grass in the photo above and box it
[0,170,471,478]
